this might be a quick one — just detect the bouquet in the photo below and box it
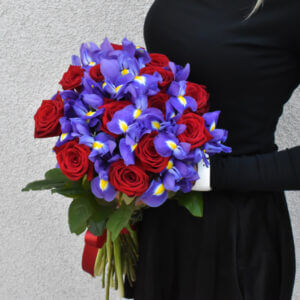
[22,37,231,299]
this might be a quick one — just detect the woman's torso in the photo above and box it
[144,0,300,156]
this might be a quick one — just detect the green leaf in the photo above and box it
[68,197,94,235]
[107,202,134,242]
[88,205,115,236]
[88,219,106,236]
[45,168,70,182]
[177,191,204,218]
[21,180,64,191]
[51,186,89,198]
[122,194,135,205]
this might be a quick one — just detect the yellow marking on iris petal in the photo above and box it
[102,82,107,89]
[60,133,68,141]
[203,149,206,153]
[210,121,216,131]
[91,84,95,88]
[134,76,146,85]
[131,144,137,151]
[166,140,177,150]
[134,109,142,119]
[115,85,123,93]
[153,183,165,196]
[89,61,96,66]
[100,179,108,191]
[122,68,129,75]
[178,95,187,106]
[152,121,160,130]
[119,120,128,132]
[86,111,95,117]
[167,160,173,170]
[93,141,103,149]
[170,112,176,118]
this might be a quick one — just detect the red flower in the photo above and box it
[59,65,85,90]
[140,66,174,91]
[109,160,149,197]
[135,132,169,173]
[147,53,170,68]
[147,92,169,117]
[185,82,210,115]
[34,97,64,138]
[53,139,94,181]
[111,43,123,50]
[98,100,131,137]
[89,64,104,82]
[178,112,213,149]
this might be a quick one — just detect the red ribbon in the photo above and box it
[82,230,107,276]
[82,225,136,276]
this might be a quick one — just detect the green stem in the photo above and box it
[101,247,106,289]
[126,224,138,250]
[113,236,124,297]
[106,260,112,300]
[105,231,113,300]
[94,247,104,276]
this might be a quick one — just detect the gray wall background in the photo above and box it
[0,0,299,299]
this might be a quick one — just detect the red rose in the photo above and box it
[140,66,174,90]
[148,92,169,117]
[178,112,213,149]
[53,139,94,181]
[111,43,123,50]
[109,160,149,197]
[185,82,210,115]
[89,64,104,82]
[98,100,131,137]
[34,98,64,138]
[148,53,170,68]
[135,132,169,173]
[59,65,85,90]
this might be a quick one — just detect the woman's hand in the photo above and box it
[192,154,212,191]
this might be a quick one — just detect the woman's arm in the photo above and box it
[209,146,300,191]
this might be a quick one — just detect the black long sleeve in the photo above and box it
[210,145,300,191]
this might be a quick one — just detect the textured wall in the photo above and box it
[0,0,299,299]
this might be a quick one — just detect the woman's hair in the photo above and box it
[245,0,264,20]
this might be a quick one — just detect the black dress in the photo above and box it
[124,0,300,299]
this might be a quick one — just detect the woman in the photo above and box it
[124,0,300,299]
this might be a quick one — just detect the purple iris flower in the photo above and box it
[201,111,232,154]
[135,108,164,132]
[183,148,205,165]
[100,58,131,99]
[79,132,116,162]
[127,72,162,97]
[69,117,91,137]
[154,132,190,159]
[166,80,197,117]
[119,37,151,68]
[51,90,79,118]
[81,93,104,109]
[134,46,151,68]
[55,117,74,147]
[168,62,190,81]
[106,105,136,135]
[119,137,137,166]
[73,100,104,127]
[140,178,168,207]
[81,75,103,95]
[71,55,81,66]
[91,167,117,202]
[162,160,199,192]
[80,42,101,67]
